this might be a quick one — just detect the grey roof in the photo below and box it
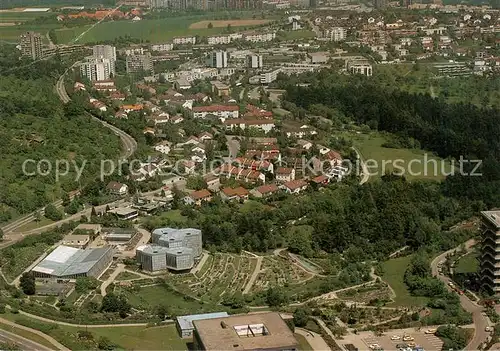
[153,228,201,243]
[177,312,229,331]
[165,247,193,256]
[32,245,113,277]
[136,245,170,256]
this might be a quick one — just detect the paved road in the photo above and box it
[295,327,331,351]
[101,263,125,296]
[0,328,54,351]
[430,239,489,350]
[352,146,369,184]
[226,135,240,159]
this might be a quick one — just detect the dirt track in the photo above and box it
[189,19,270,29]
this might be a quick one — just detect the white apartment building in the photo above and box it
[346,60,373,76]
[92,45,116,61]
[244,32,276,42]
[207,51,228,68]
[261,68,281,84]
[326,27,346,42]
[126,53,153,74]
[247,54,263,68]
[80,58,114,81]
[192,105,239,120]
[151,43,173,52]
[208,35,231,45]
[173,36,196,45]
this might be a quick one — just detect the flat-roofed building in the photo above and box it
[152,227,202,258]
[481,210,500,294]
[32,245,114,280]
[136,245,169,271]
[165,247,194,271]
[193,312,299,351]
[177,312,229,338]
[62,234,90,248]
[107,207,139,220]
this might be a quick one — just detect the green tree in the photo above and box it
[207,22,213,29]
[97,336,115,350]
[19,272,35,295]
[156,304,169,320]
[293,307,310,327]
[265,287,288,307]
[44,204,62,221]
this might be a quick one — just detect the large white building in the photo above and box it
[173,36,196,45]
[151,43,173,52]
[244,32,276,42]
[92,45,116,61]
[207,51,228,68]
[80,57,114,81]
[261,68,281,84]
[346,60,373,76]
[126,53,153,74]
[247,54,263,68]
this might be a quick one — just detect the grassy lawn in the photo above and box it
[278,30,316,40]
[340,131,453,181]
[0,319,56,349]
[115,284,220,315]
[381,255,429,307]
[54,14,272,44]
[16,218,54,232]
[455,251,479,274]
[295,333,313,351]
[115,271,141,281]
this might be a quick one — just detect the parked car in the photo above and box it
[425,328,437,334]
[485,326,493,332]
[403,335,415,342]
[391,335,401,340]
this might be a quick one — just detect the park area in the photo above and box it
[381,255,429,307]
[188,19,270,29]
[454,251,479,274]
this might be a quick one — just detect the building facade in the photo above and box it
[80,58,115,81]
[20,32,43,60]
[247,54,263,68]
[126,53,153,74]
[481,211,500,295]
[207,51,228,68]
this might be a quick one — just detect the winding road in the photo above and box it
[430,239,490,350]
[0,62,138,241]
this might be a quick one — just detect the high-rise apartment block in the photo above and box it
[92,45,117,61]
[481,210,500,295]
[207,51,228,68]
[247,54,263,69]
[80,58,115,81]
[126,52,153,74]
[326,27,346,42]
[20,32,43,60]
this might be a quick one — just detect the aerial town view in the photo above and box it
[0,0,500,349]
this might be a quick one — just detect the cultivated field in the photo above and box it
[189,19,270,29]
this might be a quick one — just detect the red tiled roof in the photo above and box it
[276,167,293,175]
[255,184,279,195]
[284,179,308,191]
[190,189,211,200]
[312,175,329,183]
[192,105,239,112]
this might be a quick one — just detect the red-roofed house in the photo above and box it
[281,179,308,194]
[250,184,280,198]
[220,187,249,201]
[275,167,295,183]
[311,174,330,187]
[184,189,212,206]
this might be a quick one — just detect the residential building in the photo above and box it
[261,68,281,84]
[192,105,239,119]
[31,245,114,280]
[250,183,280,198]
[211,81,230,96]
[346,60,373,76]
[193,312,299,351]
[218,164,266,184]
[106,181,129,195]
[177,312,229,338]
[326,27,346,42]
[276,167,296,182]
[80,57,114,81]
[154,140,172,154]
[244,32,276,42]
[207,51,228,68]
[207,35,231,45]
[175,78,191,90]
[173,36,196,45]
[151,43,173,52]
[234,157,274,173]
[224,118,276,134]
[247,54,263,68]
[282,179,308,194]
[20,32,43,60]
[93,80,116,92]
[126,53,153,74]
[184,189,212,206]
[220,187,249,201]
[204,174,221,192]
[481,210,500,295]
[92,45,116,61]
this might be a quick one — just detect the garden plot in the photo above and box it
[169,253,257,304]
[250,255,314,293]
[337,282,393,304]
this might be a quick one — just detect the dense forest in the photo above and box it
[282,71,500,208]
[0,45,120,222]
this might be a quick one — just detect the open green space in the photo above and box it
[115,271,141,281]
[278,29,315,41]
[455,251,479,274]
[381,255,430,307]
[141,209,188,229]
[16,218,54,232]
[0,244,50,282]
[4,312,188,350]
[340,131,453,181]
[0,320,56,349]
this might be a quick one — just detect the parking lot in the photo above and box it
[338,328,443,351]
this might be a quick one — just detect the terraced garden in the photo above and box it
[336,281,393,304]
[169,253,258,304]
